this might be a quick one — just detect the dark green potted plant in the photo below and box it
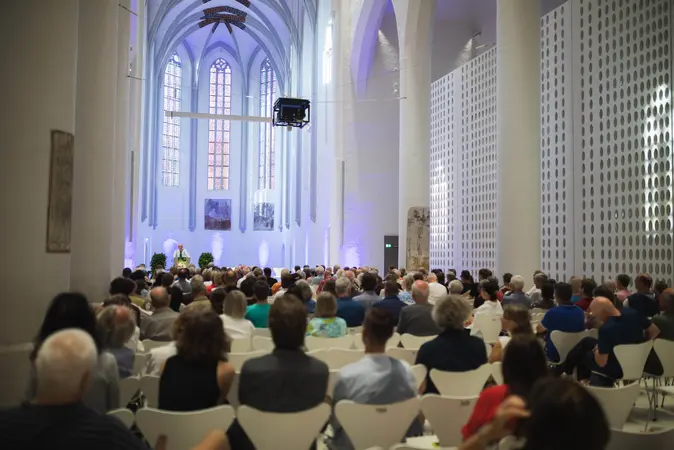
[150,252,167,273]
[199,252,214,268]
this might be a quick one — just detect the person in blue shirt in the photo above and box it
[585,297,660,386]
[334,277,365,327]
[538,282,586,365]
[625,273,659,319]
[372,281,408,326]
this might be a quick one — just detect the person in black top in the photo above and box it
[1,329,144,450]
[159,309,236,411]
[264,267,278,289]
[626,273,659,319]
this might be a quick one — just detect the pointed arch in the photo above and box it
[162,52,182,187]
[258,57,277,190]
[207,57,232,190]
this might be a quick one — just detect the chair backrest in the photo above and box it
[335,397,421,450]
[400,334,436,349]
[490,362,504,385]
[410,364,427,390]
[653,339,674,377]
[227,372,241,408]
[323,349,364,370]
[140,375,160,408]
[430,364,492,396]
[230,338,251,353]
[348,326,363,335]
[606,426,674,450]
[305,334,354,351]
[386,347,418,366]
[353,332,400,350]
[585,383,640,429]
[132,352,149,376]
[228,350,266,371]
[421,394,479,447]
[0,343,33,408]
[326,369,340,396]
[306,348,328,363]
[136,405,235,450]
[253,328,271,337]
[613,340,653,380]
[550,331,588,364]
[119,376,140,406]
[107,408,135,429]
[142,340,171,351]
[252,336,274,352]
[472,315,502,344]
[237,403,331,450]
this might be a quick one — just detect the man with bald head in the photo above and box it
[141,287,179,341]
[427,272,448,306]
[397,280,443,336]
[583,297,660,386]
[0,329,145,449]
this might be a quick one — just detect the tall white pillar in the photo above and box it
[0,1,79,345]
[496,0,541,280]
[393,0,436,268]
[70,0,128,301]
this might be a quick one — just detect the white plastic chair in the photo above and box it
[140,375,160,408]
[136,405,235,450]
[585,383,640,429]
[142,339,171,351]
[107,408,135,428]
[472,315,502,344]
[322,349,364,370]
[132,353,149,376]
[335,397,421,450]
[237,403,331,450]
[230,338,251,353]
[348,326,363,335]
[327,369,340,396]
[306,334,354,351]
[353,332,400,350]
[491,362,504,385]
[549,331,590,367]
[228,350,266,372]
[253,328,271,337]
[430,364,492,396]
[649,340,674,418]
[386,347,418,366]
[227,372,241,408]
[252,336,274,352]
[607,427,674,450]
[400,334,436,349]
[613,341,653,382]
[410,365,427,391]
[306,348,328,364]
[420,394,478,447]
[119,376,140,406]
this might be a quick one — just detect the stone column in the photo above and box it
[393,0,436,269]
[495,0,541,279]
[0,0,79,345]
[70,0,129,301]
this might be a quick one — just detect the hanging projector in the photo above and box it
[273,98,311,129]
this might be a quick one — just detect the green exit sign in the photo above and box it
[385,244,392,248]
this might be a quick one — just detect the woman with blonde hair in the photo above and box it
[307,292,348,338]
[489,304,533,363]
[220,290,255,340]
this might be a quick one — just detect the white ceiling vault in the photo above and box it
[147,0,317,93]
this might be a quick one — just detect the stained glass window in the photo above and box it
[259,58,277,190]
[208,58,232,190]
[162,53,182,187]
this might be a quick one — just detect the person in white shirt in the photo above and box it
[527,272,548,306]
[172,244,190,266]
[221,290,255,341]
[427,273,448,305]
[526,270,545,297]
[144,342,177,376]
[473,280,504,318]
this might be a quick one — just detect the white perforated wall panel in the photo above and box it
[573,0,673,284]
[541,4,574,282]
[459,48,498,276]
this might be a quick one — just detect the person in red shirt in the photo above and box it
[574,278,597,311]
[462,334,549,440]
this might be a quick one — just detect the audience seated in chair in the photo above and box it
[183,277,210,311]
[373,281,409,326]
[245,281,272,328]
[501,275,530,309]
[227,293,329,450]
[537,282,585,365]
[141,287,179,341]
[574,278,597,311]
[2,329,145,449]
[221,290,255,340]
[26,293,120,414]
[625,273,659,319]
[96,305,137,379]
[335,277,366,327]
[329,308,421,450]
[488,305,532,363]
[463,334,549,440]
[158,309,235,411]
[472,279,504,319]
[354,272,381,309]
[307,292,348,338]
[397,280,443,337]
[415,294,488,394]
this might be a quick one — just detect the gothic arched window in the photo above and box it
[259,58,277,189]
[208,58,232,190]
[162,53,182,187]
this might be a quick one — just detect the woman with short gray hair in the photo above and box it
[415,294,488,394]
[96,305,137,379]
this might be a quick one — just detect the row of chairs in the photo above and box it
[109,394,480,450]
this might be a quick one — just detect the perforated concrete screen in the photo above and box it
[573,0,673,284]
[541,4,573,282]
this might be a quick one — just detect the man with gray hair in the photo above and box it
[183,276,210,311]
[503,275,531,308]
[0,329,145,449]
[97,306,137,378]
[335,276,365,327]
[397,280,443,336]
[427,272,448,306]
[141,287,179,341]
